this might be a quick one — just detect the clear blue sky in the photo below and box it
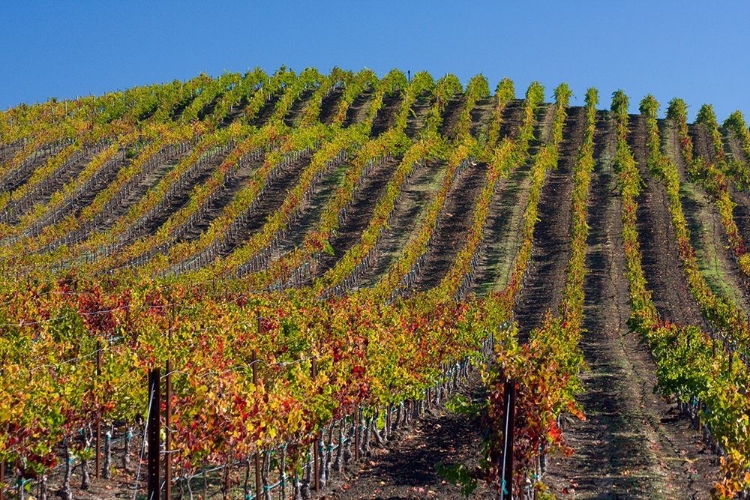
[2,1,749,122]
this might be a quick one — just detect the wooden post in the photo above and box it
[1,460,4,500]
[95,342,102,479]
[385,406,391,439]
[311,358,320,492]
[252,350,261,498]
[354,405,360,462]
[500,378,516,500]
[148,368,161,500]
[165,360,172,500]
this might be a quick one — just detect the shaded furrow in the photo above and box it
[312,156,401,279]
[266,160,350,259]
[634,115,708,329]
[546,112,714,500]
[515,106,584,338]
[404,92,433,139]
[319,87,345,125]
[50,143,193,250]
[469,96,496,139]
[343,89,374,128]
[2,142,110,224]
[438,95,467,142]
[369,93,402,137]
[177,153,266,243]
[219,154,312,258]
[664,120,750,312]
[411,160,487,292]
[356,159,446,289]
[0,140,70,193]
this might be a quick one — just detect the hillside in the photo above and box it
[2,68,750,499]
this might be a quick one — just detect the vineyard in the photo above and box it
[2,67,750,499]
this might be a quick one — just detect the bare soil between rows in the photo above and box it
[545,113,716,499]
[322,371,494,500]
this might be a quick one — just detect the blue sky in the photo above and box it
[2,1,749,121]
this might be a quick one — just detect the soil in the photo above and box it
[314,157,402,281]
[470,159,533,296]
[438,96,467,142]
[370,94,403,138]
[514,106,583,339]
[355,159,447,289]
[469,97,496,140]
[319,88,346,125]
[469,101,548,296]
[633,115,709,329]
[663,119,750,312]
[4,143,109,224]
[219,95,250,128]
[497,100,526,142]
[544,113,716,499]
[284,89,317,128]
[344,89,375,128]
[132,147,234,240]
[197,92,223,121]
[1,141,66,193]
[269,159,350,259]
[250,91,283,127]
[410,160,488,292]
[178,152,266,242]
[405,92,435,140]
[323,371,495,500]
[690,122,750,283]
[217,154,312,258]
[0,138,28,163]
[724,128,750,166]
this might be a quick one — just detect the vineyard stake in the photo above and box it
[252,350,261,498]
[311,358,320,492]
[1,460,4,500]
[165,360,172,500]
[96,341,102,479]
[500,378,516,500]
[148,368,161,500]
[354,405,360,461]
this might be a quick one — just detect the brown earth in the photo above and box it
[544,112,716,499]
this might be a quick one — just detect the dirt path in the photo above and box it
[405,92,435,139]
[4,143,109,224]
[411,160,488,292]
[284,89,316,127]
[271,160,351,258]
[178,151,266,242]
[439,96,467,142]
[217,154,312,257]
[320,87,345,125]
[1,141,68,193]
[357,159,447,289]
[514,106,583,339]
[634,115,709,329]
[344,89,374,128]
[663,119,750,312]
[544,113,716,499]
[132,146,234,240]
[469,97,496,140]
[324,371,495,500]
[370,94,403,138]
[470,101,542,295]
[313,157,401,280]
